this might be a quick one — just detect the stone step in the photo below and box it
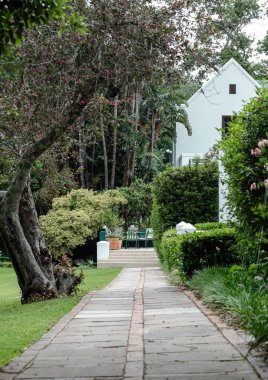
[99,259,159,263]
[109,254,157,259]
[97,261,160,268]
[110,250,156,252]
[98,248,159,268]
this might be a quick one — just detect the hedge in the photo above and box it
[160,227,239,278]
[151,161,218,253]
[194,222,228,231]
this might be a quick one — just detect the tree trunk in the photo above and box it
[110,95,119,189]
[78,124,86,189]
[129,83,143,183]
[123,151,131,187]
[90,138,96,188]
[0,76,99,303]
[84,152,90,189]
[100,104,109,189]
[144,112,157,183]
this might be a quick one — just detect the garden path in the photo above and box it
[0,267,263,379]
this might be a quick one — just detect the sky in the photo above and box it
[244,0,268,54]
[245,16,268,43]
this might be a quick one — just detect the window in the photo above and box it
[229,84,236,94]
[222,115,231,137]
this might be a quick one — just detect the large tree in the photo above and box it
[0,0,263,302]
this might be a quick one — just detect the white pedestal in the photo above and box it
[97,241,110,261]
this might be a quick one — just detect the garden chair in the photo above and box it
[145,228,154,248]
[125,230,138,248]
[137,230,146,248]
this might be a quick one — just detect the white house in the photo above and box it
[173,58,261,221]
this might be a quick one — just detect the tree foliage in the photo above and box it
[0,0,88,54]
[118,179,152,228]
[0,0,265,302]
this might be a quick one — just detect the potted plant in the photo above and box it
[117,233,124,250]
[106,233,120,250]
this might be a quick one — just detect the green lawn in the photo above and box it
[0,266,122,368]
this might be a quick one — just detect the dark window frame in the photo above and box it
[222,115,231,137]
[229,84,236,94]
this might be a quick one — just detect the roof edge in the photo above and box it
[187,58,260,105]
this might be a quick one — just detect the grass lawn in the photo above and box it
[0,266,122,368]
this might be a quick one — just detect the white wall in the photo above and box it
[175,60,259,165]
[174,59,260,221]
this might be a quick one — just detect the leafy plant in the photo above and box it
[190,266,268,350]
[40,189,126,257]
[220,88,268,265]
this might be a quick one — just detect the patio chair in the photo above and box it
[137,230,146,248]
[145,228,154,248]
[125,230,138,248]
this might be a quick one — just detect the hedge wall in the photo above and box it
[152,161,219,252]
[194,222,227,231]
[160,227,238,278]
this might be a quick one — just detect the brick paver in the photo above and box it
[0,267,264,379]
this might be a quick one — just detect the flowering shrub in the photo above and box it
[220,88,268,263]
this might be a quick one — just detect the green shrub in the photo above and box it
[151,161,218,253]
[160,227,238,277]
[40,189,126,257]
[220,88,268,263]
[181,228,238,276]
[151,196,164,253]
[194,222,227,230]
[190,266,268,349]
[160,228,183,272]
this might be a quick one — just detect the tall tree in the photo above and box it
[1,0,259,302]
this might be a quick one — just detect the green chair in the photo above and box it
[137,231,146,248]
[145,228,154,248]
[125,230,138,248]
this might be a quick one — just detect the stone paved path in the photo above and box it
[1,267,261,379]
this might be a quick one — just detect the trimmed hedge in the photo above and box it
[194,222,227,231]
[160,227,239,277]
[152,162,219,253]
[159,228,183,271]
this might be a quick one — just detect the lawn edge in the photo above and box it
[0,268,124,378]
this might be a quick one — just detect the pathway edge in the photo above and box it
[184,288,268,380]
[0,268,125,379]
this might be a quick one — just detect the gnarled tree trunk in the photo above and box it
[0,78,97,303]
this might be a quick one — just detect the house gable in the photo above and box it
[187,58,260,106]
[174,58,260,168]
